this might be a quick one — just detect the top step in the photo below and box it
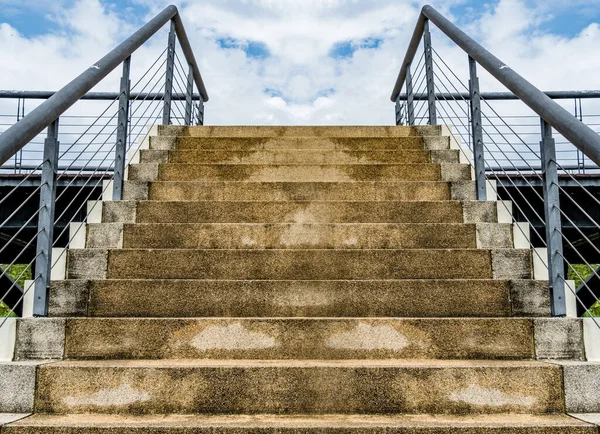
[158,125,442,138]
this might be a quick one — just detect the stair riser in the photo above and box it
[63,318,534,360]
[148,182,451,202]
[122,224,477,249]
[157,125,443,138]
[87,280,512,318]
[3,424,595,434]
[151,165,444,182]
[135,202,465,224]
[159,150,437,164]
[104,250,493,280]
[34,363,564,414]
[5,415,595,434]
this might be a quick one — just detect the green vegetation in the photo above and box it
[568,264,600,317]
[0,264,32,317]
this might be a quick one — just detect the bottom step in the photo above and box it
[4,414,595,433]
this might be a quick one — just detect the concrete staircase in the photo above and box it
[3,126,597,432]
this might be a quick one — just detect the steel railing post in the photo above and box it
[423,19,437,125]
[33,118,60,317]
[468,56,486,200]
[540,118,567,316]
[162,19,176,125]
[184,64,194,126]
[196,100,204,126]
[395,97,403,126]
[406,63,415,125]
[113,56,131,201]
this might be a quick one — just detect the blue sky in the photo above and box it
[2,0,600,125]
[4,1,600,53]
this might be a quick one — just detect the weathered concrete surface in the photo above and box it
[122,223,479,249]
[101,201,136,224]
[127,164,159,182]
[558,362,600,413]
[122,181,148,201]
[149,181,451,202]
[63,318,535,360]
[135,201,465,224]
[48,280,90,317]
[430,149,461,163]
[0,362,45,413]
[450,181,477,201]
[158,125,444,138]
[534,319,585,360]
[462,201,498,224]
[475,224,512,249]
[4,413,596,433]
[86,224,124,249]
[510,280,552,317]
[67,250,108,280]
[106,249,493,280]
[14,319,65,360]
[440,164,472,182]
[87,279,511,318]
[491,249,532,280]
[34,360,563,415]
[154,164,446,182]
[160,149,434,164]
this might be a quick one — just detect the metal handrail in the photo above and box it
[397,90,600,101]
[0,91,202,101]
[391,5,600,166]
[0,5,207,166]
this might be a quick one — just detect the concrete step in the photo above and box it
[91,249,505,280]
[33,359,563,415]
[148,164,454,182]
[83,279,512,318]
[161,137,440,151]
[134,201,468,224]
[121,223,483,249]
[157,125,443,138]
[143,149,449,164]
[148,181,452,201]
[62,318,535,360]
[5,414,596,433]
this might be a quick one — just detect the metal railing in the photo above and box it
[0,5,208,325]
[0,92,202,175]
[392,5,600,324]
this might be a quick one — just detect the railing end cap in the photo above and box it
[166,4,179,15]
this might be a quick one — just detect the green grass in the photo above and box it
[0,264,32,317]
[568,264,600,317]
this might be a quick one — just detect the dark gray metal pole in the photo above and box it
[33,119,60,317]
[406,63,415,125]
[113,56,131,201]
[540,118,566,316]
[197,100,204,126]
[395,97,403,125]
[162,19,176,125]
[423,19,437,125]
[468,56,486,200]
[184,64,194,126]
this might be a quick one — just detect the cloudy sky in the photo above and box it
[1,0,600,125]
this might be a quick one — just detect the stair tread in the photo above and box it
[42,359,554,368]
[6,413,594,429]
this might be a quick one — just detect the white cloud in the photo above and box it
[0,0,599,129]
